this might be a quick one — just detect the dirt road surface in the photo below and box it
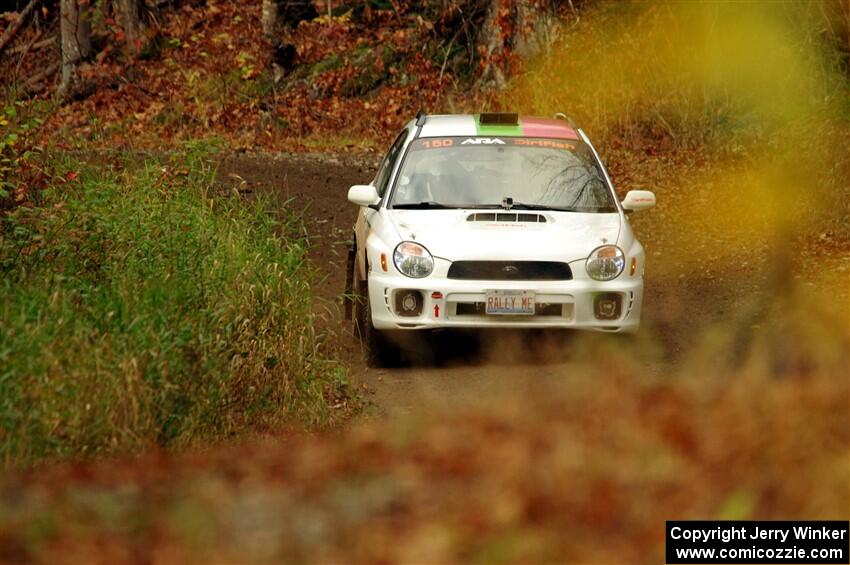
[216,152,827,419]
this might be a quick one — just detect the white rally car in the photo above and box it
[344,113,655,366]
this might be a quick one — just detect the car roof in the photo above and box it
[417,114,580,141]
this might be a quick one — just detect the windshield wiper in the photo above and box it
[392,201,461,210]
[505,202,581,212]
[392,201,587,212]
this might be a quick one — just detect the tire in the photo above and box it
[352,262,399,368]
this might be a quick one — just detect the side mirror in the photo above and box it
[348,184,380,208]
[621,190,656,213]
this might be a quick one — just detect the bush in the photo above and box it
[0,100,44,211]
[0,144,346,465]
[507,1,848,149]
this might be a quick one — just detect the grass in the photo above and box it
[0,142,347,466]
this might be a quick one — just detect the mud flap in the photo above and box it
[343,242,355,320]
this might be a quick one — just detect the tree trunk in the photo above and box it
[262,0,281,43]
[263,0,318,82]
[477,0,507,88]
[513,0,556,59]
[476,0,555,89]
[57,0,91,98]
[115,0,147,55]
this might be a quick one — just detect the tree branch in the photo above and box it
[0,0,40,56]
[9,34,54,55]
[23,60,59,92]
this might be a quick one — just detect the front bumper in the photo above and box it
[368,271,644,333]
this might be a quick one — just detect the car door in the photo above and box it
[355,129,409,279]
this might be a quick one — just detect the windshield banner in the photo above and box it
[412,138,576,151]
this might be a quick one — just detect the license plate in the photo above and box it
[485,290,535,315]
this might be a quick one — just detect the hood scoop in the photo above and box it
[466,212,547,223]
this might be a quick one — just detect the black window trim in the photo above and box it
[373,130,409,204]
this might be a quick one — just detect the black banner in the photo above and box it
[666,521,849,564]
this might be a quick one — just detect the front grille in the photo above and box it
[447,261,572,281]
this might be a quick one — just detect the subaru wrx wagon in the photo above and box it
[344,112,656,366]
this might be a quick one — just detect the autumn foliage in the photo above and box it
[2,1,551,152]
[0,1,848,562]
[0,365,844,562]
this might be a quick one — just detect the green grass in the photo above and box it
[0,143,347,465]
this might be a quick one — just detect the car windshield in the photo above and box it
[390,137,617,213]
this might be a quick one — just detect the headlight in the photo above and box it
[586,245,625,281]
[393,242,434,278]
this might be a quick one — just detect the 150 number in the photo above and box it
[420,139,454,148]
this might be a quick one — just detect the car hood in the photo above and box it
[386,209,621,262]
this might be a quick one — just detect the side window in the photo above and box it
[374,130,408,197]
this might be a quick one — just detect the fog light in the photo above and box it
[394,290,423,317]
[594,293,622,320]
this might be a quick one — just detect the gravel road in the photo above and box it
[216,151,848,418]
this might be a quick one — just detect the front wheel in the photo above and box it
[352,270,399,368]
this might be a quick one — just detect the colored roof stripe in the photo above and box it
[418,114,579,140]
[418,114,478,138]
[475,114,523,137]
[520,116,579,140]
